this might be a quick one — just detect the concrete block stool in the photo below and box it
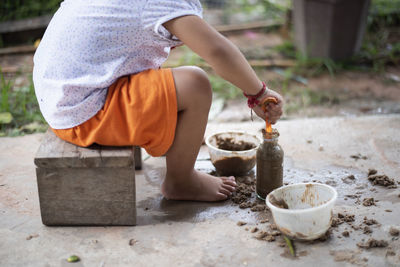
[34,129,141,226]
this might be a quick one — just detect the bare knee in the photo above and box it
[172,66,212,110]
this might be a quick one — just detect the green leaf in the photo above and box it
[0,112,13,124]
[67,255,80,263]
[283,236,296,257]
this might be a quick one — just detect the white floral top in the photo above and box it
[33,0,202,129]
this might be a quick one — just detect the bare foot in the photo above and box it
[161,170,237,201]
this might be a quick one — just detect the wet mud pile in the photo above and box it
[331,213,355,227]
[231,175,267,211]
[330,213,382,235]
[367,172,397,188]
[389,227,399,236]
[216,136,256,151]
[231,175,285,243]
[236,219,282,242]
[254,225,282,242]
[362,197,376,206]
[357,239,388,249]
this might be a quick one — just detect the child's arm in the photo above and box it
[163,15,283,123]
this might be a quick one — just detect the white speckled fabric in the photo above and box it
[33,0,202,129]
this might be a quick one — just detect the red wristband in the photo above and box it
[243,82,266,108]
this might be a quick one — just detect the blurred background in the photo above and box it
[0,0,399,136]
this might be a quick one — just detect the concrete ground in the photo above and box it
[0,115,399,267]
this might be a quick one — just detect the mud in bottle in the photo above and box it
[256,129,284,200]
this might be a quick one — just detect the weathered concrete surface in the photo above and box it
[0,115,399,267]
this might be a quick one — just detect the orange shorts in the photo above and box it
[52,68,177,157]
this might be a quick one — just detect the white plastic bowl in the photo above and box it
[205,131,261,176]
[266,183,337,240]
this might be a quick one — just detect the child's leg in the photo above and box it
[161,66,237,201]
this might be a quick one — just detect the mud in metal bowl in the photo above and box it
[266,183,337,240]
[205,131,261,176]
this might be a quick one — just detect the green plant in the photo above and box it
[0,0,62,22]
[280,85,340,116]
[272,0,399,75]
[177,46,204,66]
[274,41,344,77]
[259,0,291,15]
[0,70,12,112]
[369,0,400,27]
[354,0,400,71]
[0,70,46,136]
[223,0,290,23]
[209,74,241,99]
[273,41,296,59]
[175,47,241,100]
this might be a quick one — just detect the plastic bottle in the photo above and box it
[256,130,284,200]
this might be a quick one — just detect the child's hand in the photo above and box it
[253,89,283,124]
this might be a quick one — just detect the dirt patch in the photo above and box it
[362,197,376,206]
[216,174,268,221]
[231,181,253,205]
[251,227,259,233]
[342,231,350,237]
[26,234,39,240]
[323,213,359,242]
[331,213,355,227]
[367,170,397,188]
[251,204,267,212]
[237,221,247,226]
[386,250,396,257]
[129,239,138,246]
[363,226,373,234]
[368,174,397,188]
[231,175,268,212]
[345,194,359,199]
[317,229,332,242]
[362,223,376,233]
[329,213,384,239]
[363,217,379,226]
[357,239,388,249]
[254,225,281,242]
[325,179,337,186]
[350,153,368,160]
[389,227,399,236]
[368,169,377,176]
[216,136,256,151]
[287,68,400,118]
[231,175,274,243]
[330,250,368,265]
[254,231,279,242]
[342,174,356,184]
